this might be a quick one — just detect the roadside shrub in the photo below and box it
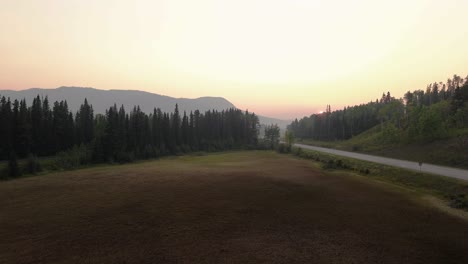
[336,159,343,168]
[323,159,336,170]
[351,145,361,152]
[448,194,468,210]
[293,147,303,157]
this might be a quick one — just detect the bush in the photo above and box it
[180,144,192,154]
[277,143,289,154]
[245,144,260,150]
[256,139,270,150]
[293,147,303,156]
[0,166,8,180]
[336,159,343,168]
[55,145,92,169]
[380,123,401,144]
[416,105,449,142]
[8,153,21,178]
[351,145,361,152]
[115,151,135,164]
[143,144,156,159]
[323,159,336,170]
[448,194,468,210]
[55,151,80,169]
[26,154,42,174]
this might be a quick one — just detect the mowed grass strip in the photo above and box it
[1,151,468,264]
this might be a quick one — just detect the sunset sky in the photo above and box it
[1,0,468,119]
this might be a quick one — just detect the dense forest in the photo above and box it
[0,96,259,175]
[289,74,468,143]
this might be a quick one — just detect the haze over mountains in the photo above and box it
[0,87,290,128]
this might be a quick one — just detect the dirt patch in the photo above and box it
[1,151,468,263]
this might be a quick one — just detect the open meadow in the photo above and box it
[1,151,468,264]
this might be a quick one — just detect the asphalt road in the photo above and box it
[294,143,468,181]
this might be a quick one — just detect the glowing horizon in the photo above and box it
[1,0,468,119]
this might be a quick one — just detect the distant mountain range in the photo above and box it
[0,86,290,129]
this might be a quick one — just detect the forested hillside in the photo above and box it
[0,87,288,129]
[289,74,468,143]
[0,95,259,169]
[0,87,236,118]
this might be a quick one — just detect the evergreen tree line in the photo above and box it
[0,95,259,164]
[289,74,468,142]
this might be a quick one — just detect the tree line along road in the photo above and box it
[294,143,468,181]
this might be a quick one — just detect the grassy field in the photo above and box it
[1,151,468,263]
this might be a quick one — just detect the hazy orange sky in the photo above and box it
[1,0,468,119]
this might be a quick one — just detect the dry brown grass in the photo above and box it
[1,151,468,264]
